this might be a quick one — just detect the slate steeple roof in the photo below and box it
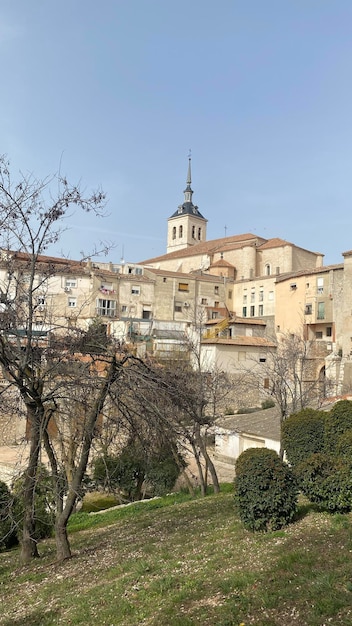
[169,157,205,219]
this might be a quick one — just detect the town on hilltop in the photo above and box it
[0,158,351,462]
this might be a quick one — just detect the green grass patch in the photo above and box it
[1,488,352,625]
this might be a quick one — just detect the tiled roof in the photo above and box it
[201,336,276,347]
[257,237,323,256]
[210,258,235,268]
[145,267,225,283]
[140,233,262,264]
[275,263,343,284]
[217,406,281,441]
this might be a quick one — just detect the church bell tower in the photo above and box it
[167,157,207,254]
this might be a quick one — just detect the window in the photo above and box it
[250,290,255,303]
[290,283,297,290]
[201,298,208,305]
[163,277,167,283]
[259,356,266,363]
[250,305,255,317]
[131,285,140,295]
[317,277,324,295]
[211,311,219,319]
[65,278,77,288]
[142,309,152,319]
[174,301,182,312]
[243,294,247,303]
[265,264,271,276]
[179,225,183,238]
[228,290,232,299]
[37,296,46,306]
[214,286,219,295]
[172,227,176,240]
[316,331,323,339]
[128,267,133,274]
[258,304,264,316]
[326,326,332,337]
[192,226,196,239]
[100,282,113,293]
[135,267,143,275]
[317,302,325,320]
[121,305,127,313]
[305,304,312,315]
[68,297,76,308]
[268,291,274,301]
[178,282,189,292]
[264,378,270,389]
[198,227,201,241]
[242,306,247,317]
[214,301,219,308]
[276,267,280,275]
[259,290,264,302]
[96,299,117,317]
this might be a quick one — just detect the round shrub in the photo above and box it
[324,400,352,454]
[296,453,352,512]
[234,448,298,532]
[336,429,352,459]
[282,408,326,467]
[0,481,17,550]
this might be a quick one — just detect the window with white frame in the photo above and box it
[68,297,77,308]
[65,278,77,288]
[268,291,274,301]
[96,298,117,317]
[131,285,140,295]
[317,277,324,295]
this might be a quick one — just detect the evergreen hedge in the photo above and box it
[297,453,352,512]
[324,400,352,454]
[234,448,298,532]
[281,408,326,467]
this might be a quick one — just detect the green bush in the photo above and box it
[297,453,352,512]
[261,398,275,410]
[93,441,184,501]
[282,408,326,467]
[81,492,119,513]
[336,429,352,458]
[234,448,298,532]
[324,400,352,454]
[0,481,17,550]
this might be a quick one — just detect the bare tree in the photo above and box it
[243,331,334,457]
[0,155,109,562]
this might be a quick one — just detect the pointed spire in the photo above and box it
[184,153,193,204]
[186,154,192,186]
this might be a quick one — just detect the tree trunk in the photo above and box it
[54,355,119,560]
[20,404,42,563]
[195,424,220,494]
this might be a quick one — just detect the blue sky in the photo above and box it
[1,1,351,265]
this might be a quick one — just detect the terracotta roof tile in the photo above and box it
[201,336,276,347]
[140,233,263,264]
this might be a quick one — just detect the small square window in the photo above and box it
[68,297,76,308]
[131,286,140,295]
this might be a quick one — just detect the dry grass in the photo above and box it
[1,488,352,625]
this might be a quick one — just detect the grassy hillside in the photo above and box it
[1,486,352,625]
